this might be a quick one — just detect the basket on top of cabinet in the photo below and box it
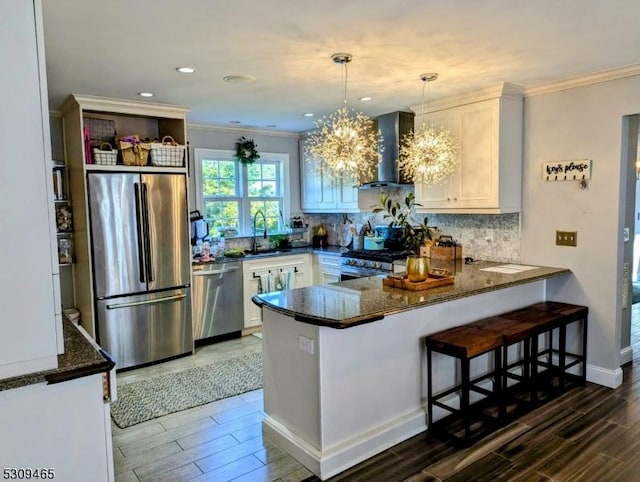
[150,135,186,167]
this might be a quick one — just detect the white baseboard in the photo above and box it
[620,346,633,366]
[263,410,427,480]
[586,363,623,388]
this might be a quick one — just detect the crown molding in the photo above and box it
[409,82,525,113]
[187,122,300,138]
[524,64,640,97]
[59,94,189,119]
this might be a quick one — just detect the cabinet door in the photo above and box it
[338,179,359,210]
[243,268,265,328]
[456,101,498,208]
[0,0,60,378]
[299,138,337,212]
[414,111,457,207]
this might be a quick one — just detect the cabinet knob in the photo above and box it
[453,197,458,202]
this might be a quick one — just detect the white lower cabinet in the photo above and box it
[0,374,114,482]
[243,254,312,328]
[313,253,342,284]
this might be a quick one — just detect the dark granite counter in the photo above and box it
[192,245,348,265]
[0,319,114,391]
[253,260,571,328]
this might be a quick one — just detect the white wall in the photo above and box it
[185,124,301,213]
[521,74,640,385]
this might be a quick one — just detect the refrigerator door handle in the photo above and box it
[106,293,187,310]
[141,182,154,282]
[133,182,147,283]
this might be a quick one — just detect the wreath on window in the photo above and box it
[235,136,260,164]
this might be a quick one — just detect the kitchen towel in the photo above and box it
[277,270,296,291]
[258,272,274,293]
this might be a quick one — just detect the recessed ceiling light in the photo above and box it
[223,75,256,84]
[176,67,196,74]
[304,113,314,117]
[138,92,154,98]
[359,96,373,102]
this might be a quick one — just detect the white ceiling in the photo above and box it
[42,0,640,133]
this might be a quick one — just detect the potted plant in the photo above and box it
[372,192,432,255]
[373,192,433,281]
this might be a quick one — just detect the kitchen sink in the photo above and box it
[244,249,292,257]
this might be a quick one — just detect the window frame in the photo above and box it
[193,148,290,237]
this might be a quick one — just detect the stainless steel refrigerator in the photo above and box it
[87,172,193,370]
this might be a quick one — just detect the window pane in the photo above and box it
[247,163,261,180]
[261,181,276,197]
[205,200,239,233]
[250,201,280,233]
[202,159,237,197]
[247,180,262,197]
[262,164,276,179]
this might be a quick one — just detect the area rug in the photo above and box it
[110,352,262,428]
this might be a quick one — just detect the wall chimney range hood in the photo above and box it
[360,111,415,189]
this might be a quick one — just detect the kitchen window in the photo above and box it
[194,148,289,236]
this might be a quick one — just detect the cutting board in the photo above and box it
[382,274,454,291]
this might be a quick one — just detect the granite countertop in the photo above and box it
[253,260,571,329]
[192,245,348,265]
[0,319,114,391]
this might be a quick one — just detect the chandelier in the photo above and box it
[305,53,380,183]
[398,73,458,186]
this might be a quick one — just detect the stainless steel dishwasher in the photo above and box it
[192,260,244,341]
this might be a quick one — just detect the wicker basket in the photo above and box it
[118,138,151,166]
[92,142,118,166]
[150,136,186,167]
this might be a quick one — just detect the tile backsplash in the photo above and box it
[303,188,521,262]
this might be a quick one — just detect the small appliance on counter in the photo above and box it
[190,210,209,247]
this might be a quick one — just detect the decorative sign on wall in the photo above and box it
[542,159,592,181]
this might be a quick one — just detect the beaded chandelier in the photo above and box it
[305,53,380,183]
[398,74,458,186]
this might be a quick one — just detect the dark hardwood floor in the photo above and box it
[113,308,640,481]
[304,305,640,482]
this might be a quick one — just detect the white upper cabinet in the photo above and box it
[299,136,362,213]
[0,0,62,379]
[414,83,524,214]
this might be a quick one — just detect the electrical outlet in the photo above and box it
[556,230,577,247]
[299,335,314,354]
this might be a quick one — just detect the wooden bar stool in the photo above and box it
[499,307,565,403]
[528,302,589,388]
[468,315,540,418]
[426,325,503,445]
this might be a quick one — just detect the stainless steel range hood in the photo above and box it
[360,111,415,189]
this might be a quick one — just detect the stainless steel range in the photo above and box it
[340,249,412,280]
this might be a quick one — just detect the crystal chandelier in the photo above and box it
[306,53,380,183]
[398,73,458,186]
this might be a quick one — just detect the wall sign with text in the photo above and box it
[542,159,592,181]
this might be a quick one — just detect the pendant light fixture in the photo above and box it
[305,53,381,183]
[398,73,458,186]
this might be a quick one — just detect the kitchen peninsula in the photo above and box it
[253,261,572,480]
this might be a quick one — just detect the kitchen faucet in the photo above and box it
[252,209,267,253]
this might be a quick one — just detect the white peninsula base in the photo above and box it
[261,280,559,480]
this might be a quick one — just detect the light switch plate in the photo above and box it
[556,230,577,247]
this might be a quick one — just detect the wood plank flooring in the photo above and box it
[114,308,640,481]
